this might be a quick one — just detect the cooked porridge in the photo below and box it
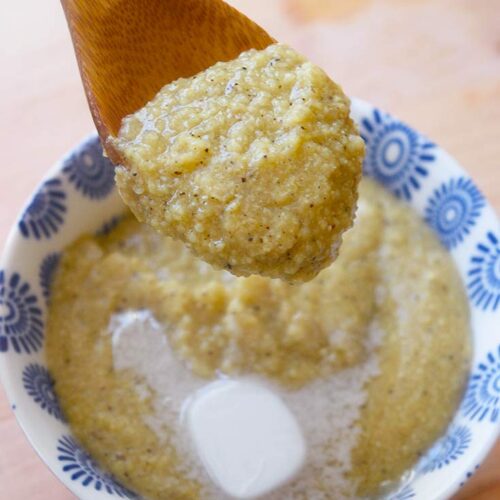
[46,178,471,499]
[110,43,365,282]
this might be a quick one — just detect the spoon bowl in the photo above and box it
[61,0,274,163]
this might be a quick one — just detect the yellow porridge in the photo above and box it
[110,43,365,282]
[46,178,470,499]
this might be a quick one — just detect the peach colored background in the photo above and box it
[1,0,499,498]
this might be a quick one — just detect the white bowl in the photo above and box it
[1,98,499,500]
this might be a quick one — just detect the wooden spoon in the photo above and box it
[61,0,275,164]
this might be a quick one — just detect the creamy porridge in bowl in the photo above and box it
[1,98,499,500]
[45,177,470,499]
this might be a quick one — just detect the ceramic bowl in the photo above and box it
[1,98,499,500]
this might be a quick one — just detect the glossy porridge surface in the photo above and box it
[46,179,470,499]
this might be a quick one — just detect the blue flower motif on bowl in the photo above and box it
[18,178,66,240]
[63,138,115,200]
[418,424,472,474]
[461,347,500,423]
[424,178,485,249]
[385,484,415,500]
[467,232,500,311]
[57,435,137,498]
[0,270,43,353]
[39,253,60,304]
[22,363,65,422]
[360,109,435,200]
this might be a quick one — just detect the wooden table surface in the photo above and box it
[1,0,499,498]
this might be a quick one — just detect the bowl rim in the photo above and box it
[1,100,499,500]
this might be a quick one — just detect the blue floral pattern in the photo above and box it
[467,232,500,311]
[63,138,115,200]
[385,484,416,500]
[425,178,485,249]
[18,178,66,240]
[39,253,60,304]
[23,363,65,421]
[57,436,137,498]
[0,270,43,353]
[462,347,500,423]
[418,425,471,473]
[360,109,435,200]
